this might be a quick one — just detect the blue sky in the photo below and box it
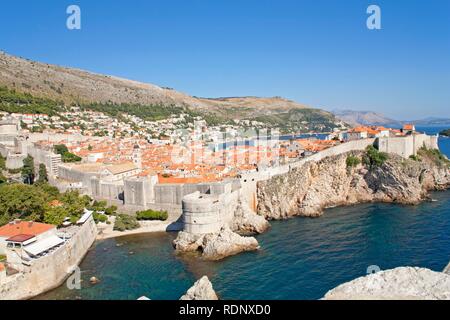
[1,0,449,120]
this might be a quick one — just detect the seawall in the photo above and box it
[0,216,97,300]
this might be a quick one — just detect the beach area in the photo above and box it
[96,217,182,240]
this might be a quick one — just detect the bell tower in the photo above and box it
[132,144,142,169]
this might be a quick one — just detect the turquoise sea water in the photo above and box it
[38,126,450,300]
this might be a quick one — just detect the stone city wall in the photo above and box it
[58,165,99,193]
[377,134,438,158]
[0,216,97,300]
[5,154,26,170]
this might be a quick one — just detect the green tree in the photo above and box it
[0,155,6,170]
[35,183,60,202]
[37,164,48,184]
[54,144,82,163]
[22,155,35,185]
[43,206,67,226]
[0,184,46,225]
[54,144,69,155]
[363,145,388,169]
[59,190,88,217]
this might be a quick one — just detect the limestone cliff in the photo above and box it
[180,276,219,300]
[257,150,450,219]
[231,197,270,234]
[323,267,450,300]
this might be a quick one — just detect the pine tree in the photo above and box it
[37,164,48,184]
[21,155,35,185]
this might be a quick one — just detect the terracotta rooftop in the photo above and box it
[0,221,55,238]
[5,234,36,243]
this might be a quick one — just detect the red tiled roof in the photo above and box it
[403,124,415,130]
[0,221,55,238]
[5,234,36,243]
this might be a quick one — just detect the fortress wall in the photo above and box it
[154,184,186,205]
[123,177,156,207]
[26,133,89,143]
[0,124,17,135]
[0,144,11,157]
[58,165,99,192]
[377,134,438,158]
[0,216,97,300]
[182,188,240,234]
[377,137,413,158]
[182,192,223,234]
[153,183,216,206]
[26,144,62,177]
[0,134,16,147]
[5,154,26,169]
[97,181,124,202]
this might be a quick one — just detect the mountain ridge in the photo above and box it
[333,109,450,127]
[0,51,343,132]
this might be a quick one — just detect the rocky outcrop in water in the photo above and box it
[173,196,266,260]
[180,276,219,300]
[202,227,259,260]
[323,267,450,300]
[258,150,450,219]
[173,227,259,261]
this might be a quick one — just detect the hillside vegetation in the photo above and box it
[0,51,345,132]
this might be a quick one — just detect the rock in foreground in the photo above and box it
[444,262,450,274]
[173,227,259,261]
[323,267,450,300]
[180,276,219,300]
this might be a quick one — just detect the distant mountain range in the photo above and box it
[0,51,344,133]
[333,110,450,128]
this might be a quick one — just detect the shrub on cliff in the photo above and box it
[346,155,361,168]
[113,214,140,232]
[136,209,168,221]
[363,145,388,168]
[418,147,449,167]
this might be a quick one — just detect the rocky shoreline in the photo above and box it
[323,266,450,300]
[257,150,450,219]
[174,149,449,261]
